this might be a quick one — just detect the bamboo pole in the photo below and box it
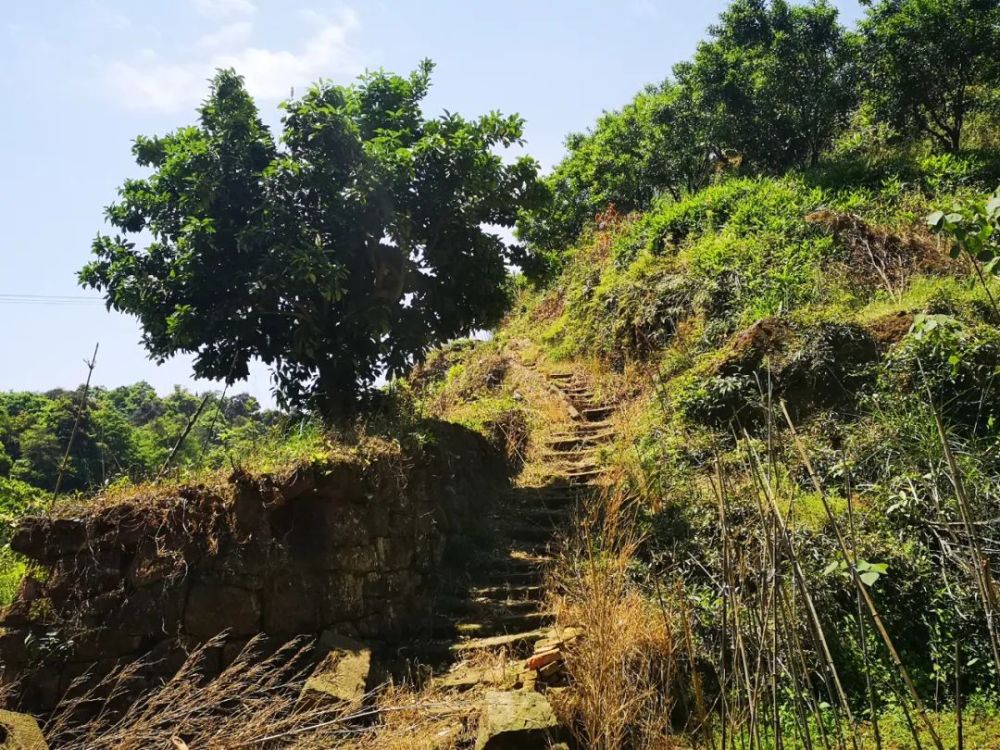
[780,402,944,750]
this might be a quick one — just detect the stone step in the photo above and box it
[437,596,542,617]
[505,484,593,499]
[505,490,587,511]
[476,554,551,574]
[496,522,559,544]
[580,405,615,422]
[546,430,613,446]
[551,419,613,435]
[547,426,614,439]
[545,457,601,473]
[509,499,580,517]
[506,505,572,526]
[483,568,545,586]
[434,611,554,639]
[469,583,545,601]
[450,627,550,656]
[543,468,604,486]
[547,372,576,381]
[434,660,526,692]
[541,445,601,460]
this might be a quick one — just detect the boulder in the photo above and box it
[474,690,559,750]
[300,632,371,707]
[0,709,47,749]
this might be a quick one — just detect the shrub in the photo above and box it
[883,314,1000,433]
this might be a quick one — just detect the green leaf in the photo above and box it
[859,570,880,586]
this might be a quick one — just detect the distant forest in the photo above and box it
[0,383,279,507]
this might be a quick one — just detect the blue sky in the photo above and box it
[0,0,865,405]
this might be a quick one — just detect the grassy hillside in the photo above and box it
[417,150,1000,745]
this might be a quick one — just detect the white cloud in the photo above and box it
[197,21,253,52]
[102,9,362,113]
[191,0,256,19]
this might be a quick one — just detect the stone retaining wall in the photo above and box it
[0,422,502,714]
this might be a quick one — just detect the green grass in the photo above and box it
[0,547,25,606]
[718,702,1000,749]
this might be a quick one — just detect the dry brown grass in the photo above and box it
[310,683,477,750]
[45,634,341,749]
[806,209,954,299]
[551,483,687,750]
[41,633,485,750]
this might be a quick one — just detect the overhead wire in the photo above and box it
[0,293,103,305]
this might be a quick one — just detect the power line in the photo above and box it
[0,293,103,306]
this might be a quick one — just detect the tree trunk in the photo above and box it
[316,362,359,424]
[949,126,962,155]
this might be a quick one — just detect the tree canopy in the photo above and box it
[515,83,705,272]
[860,0,1000,154]
[679,0,859,171]
[81,62,542,419]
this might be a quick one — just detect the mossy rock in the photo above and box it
[300,631,372,707]
[474,690,560,750]
[0,710,46,750]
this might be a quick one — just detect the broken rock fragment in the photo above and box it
[474,690,559,750]
[300,631,372,707]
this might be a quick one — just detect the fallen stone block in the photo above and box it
[525,647,561,671]
[474,690,559,750]
[0,709,47,749]
[437,660,524,692]
[300,632,372,707]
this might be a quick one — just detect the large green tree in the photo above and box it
[859,0,1000,154]
[81,62,541,419]
[679,0,859,170]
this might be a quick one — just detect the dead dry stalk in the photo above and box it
[555,483,681,750]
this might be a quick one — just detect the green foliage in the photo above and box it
[678,0,859,171]
[515,83,709,275]
[81,63,541,419]
[860,0,1000,154]
[928,186,1000,276]
[542,177,839,369]
[0,383,277,495]
[0,548,25,607]
[884,314,1000,432]
[516,0,1000,267]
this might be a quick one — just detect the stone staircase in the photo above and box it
[426,367,616,694]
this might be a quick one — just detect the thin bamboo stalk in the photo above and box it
[781,401,944,750]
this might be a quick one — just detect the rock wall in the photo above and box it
[0,422,503,713]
